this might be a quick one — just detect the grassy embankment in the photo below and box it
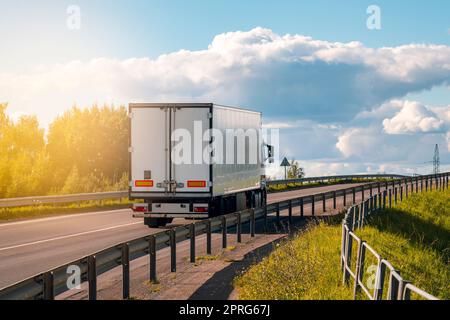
[234,188,449,300]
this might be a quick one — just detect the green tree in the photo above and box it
[288,160,305,179]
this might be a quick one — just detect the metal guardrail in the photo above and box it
[0,191,128,208]
[0,172,447,300]
[266,174,408,186]
[341,172,449,300]
[0,174,406,208]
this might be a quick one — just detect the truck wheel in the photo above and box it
[144,218,173,228]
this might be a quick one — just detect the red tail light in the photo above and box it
[193,206,208,213]
[132,204,148,213]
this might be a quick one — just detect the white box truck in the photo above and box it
[129,103,273,227]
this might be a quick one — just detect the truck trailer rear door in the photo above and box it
[130,107,169,193]
[170,107,211,193]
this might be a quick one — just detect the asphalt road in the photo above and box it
[0,183,365,289]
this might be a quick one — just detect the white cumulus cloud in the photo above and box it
[382,101,447,134]
[1,27,450,127]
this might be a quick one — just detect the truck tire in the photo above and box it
[144,218,173,228]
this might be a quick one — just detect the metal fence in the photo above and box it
[0,172,447,300]
[0,174,406,209]
[340,173,449,300]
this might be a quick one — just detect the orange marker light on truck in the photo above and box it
[187,180,207,188]
[135,180,154,187]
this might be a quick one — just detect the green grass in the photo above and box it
[356,188,450,299]
[234,217,353,300]
[235,188,449,300]
[0,198,134,222]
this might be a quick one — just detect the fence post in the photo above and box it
[353,188,356,205]
[375,263,387,300]
[426,179,428,191]
[222,216,227,249]
[206,220,212,255]
[353,241,366,299]
[149,235,157,282]
[170,229,176,272]
[369,185,373,197]
[88,255,97,300]
[43,271,54,300]
[190,224,196,263]
[383,190,387,209]
[378,182,381,194]
[405,183,408,198]
[394,187,398,204]
[311,195,315,216]
[400,186,403,202]
[361,185,365,201]
[343,231,353,284]
[122,243,130,300]
[343,189,347,207]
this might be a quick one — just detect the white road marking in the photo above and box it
[0,221,142,252]
[0,208,132,228]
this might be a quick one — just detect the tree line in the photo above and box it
[0,104,129,198]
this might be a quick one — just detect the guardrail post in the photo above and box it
[170,230,176,272]
[311,195,315,216]
[149,235,157,282]
[43,271,54,300]
[276,203,280,224]
[394,187,398,204]
[352,188,356,205]
[288,200,292,224]
[237,213,242,243]
[250,209,255,237]
[300,197,304,217]
[190,224,196,263]
[333,191,337,209]
[369,185,373,197]
[88,255,97,300]
[343,189,347,207]
[322,194,326,213]
[388,189,392,208]
[361,185,365,201]
[206,220,212,255]
[122,243,130,300]
[222,216,227,249]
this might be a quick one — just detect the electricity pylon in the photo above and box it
[433,144,440,174]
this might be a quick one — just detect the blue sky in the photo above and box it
[0,1,449,176]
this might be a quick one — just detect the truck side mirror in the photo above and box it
[267,145,274,164]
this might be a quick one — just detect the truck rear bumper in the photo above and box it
[132,213,209,219]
